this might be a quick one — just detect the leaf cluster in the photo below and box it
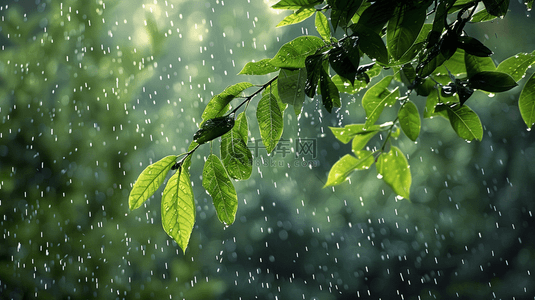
[129,0,535,251]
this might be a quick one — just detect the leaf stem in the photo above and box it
[173,76,279,171]
[229,76,279,115]
[172,143,201,170]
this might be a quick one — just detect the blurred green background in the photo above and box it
[1,0,534,299]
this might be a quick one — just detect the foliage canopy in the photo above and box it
[129,0,535,252]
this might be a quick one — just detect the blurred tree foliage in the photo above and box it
[1,0,535,300]
[0,1,224,298]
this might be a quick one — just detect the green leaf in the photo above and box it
[277,8,315,27]
[161,168,195,253]
[496,51,535,82]
[465,52,496,78]
[357,27,388,64]
[362,75,399,128]
[270,36,325,69]
[399,63,416,86]
[238,59,280,75]
[436,103,483,141]
[221,113,253,180]
[418,52,447,78]
[278,68,306,116]
[129,155,176,210]
[257,93,284,153]
[468,71,517,93]
[329,36,360,85]
[526,0,534,10]
[194,114,235,144]
[315,11,331,41]
[424,88,439,118]
[329,124,362,144]
[352,0,395,34]
[470,7,498,22]
[519,72,535,128]
[201,82,253,122]
[386,4,426,61]
[449,0,481,13]
[263,78,288,112]
[331,75,367,94]
[350,1,371,24]
[430,0,456,40]
[482,0,510,17]
[440,48,467,76]
[352,130,377,152]
[329,0,363,30]
[377,146,411,200]
[398,101,421,141]
[272,0,321,9]
[202,154,238,225]
[329,123,383,144]
[324,151,374,187]
[457,36,493,57]
[304,53,324,98]
[319,69,341,113]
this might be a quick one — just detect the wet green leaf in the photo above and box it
[315,11,331,41]
[377,146,411,200]
[351,130,377,152]
[436,103,483,141]
[328,0,363,30]
[330,123,378,144]
[430,0,456,40]
[440,49,467,76]
[465,52,496,78]
[356,27,388,64]
[304,53,324,98]
[270,36,325,69]
[324,151,374,187]
[194,114,235,144]
[319,69,341,113]
[238,59,280,75]
[424,89,439,118]
[399,64,416,87]
[362,75,399,128]
[277,8,315,27]
[482,0,510,17]
[329,36,360,84]
[129,155,176,210]
[519,72,535,128]
[387,4,426,61]
[496,51,535,82]
[161,168,195,253]
[470,7,498,22]
[202,154,238,225]
[278,68,306,116]
[391,23,432,65]
[221,113,252,180]
[398,101,421,141]
[201,82,253,122]
[257,93,284,153]
[352,0,395,34]
[272,0,321,9]
[457,36,493,57]
[331,75,368,94]
[263,79,287,112]
[468,71,517,93]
